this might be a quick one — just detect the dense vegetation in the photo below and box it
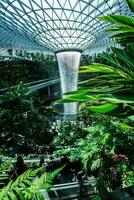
[0,82,55,155]
[0,53,59,88]
[56,0,134,198]
[0,0,134,199]
[0,157,63,200]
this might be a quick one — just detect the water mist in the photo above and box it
[57,51,81,115]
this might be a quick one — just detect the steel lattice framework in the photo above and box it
[0,0,131,53]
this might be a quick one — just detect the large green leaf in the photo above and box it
[56,98,79,103]
[56,94,98,103]
[100,53,118,66]
[105,94,134,103]
[119,122,134,129]
[79,63,117,74]
[112,47,134,67]
[127,44,134,56]
[127,115,134,121]
[100,15,134,28]
[80,66,91,69]
[64,86,122,95]
[113,32,134,39]
[126,0,134,12]
[88,103,118,113]
[64,90,89,95]
[107,27,134,33]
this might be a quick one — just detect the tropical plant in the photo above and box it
[53,121,87,147]
[54,0,134,199]
[55,1,134,198]
[0,158,14,188]
[0,164,63,200]
[31,53,59,79]
[91,195,101,200]
[123,171,134,187]
[0,82,54,154]
[56,0,134,127]
[53,114,134,190]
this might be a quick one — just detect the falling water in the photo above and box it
[57,51,81,115]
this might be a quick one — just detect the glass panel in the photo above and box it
[0,0,131,52]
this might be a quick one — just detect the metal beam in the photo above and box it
[29,78,60,93]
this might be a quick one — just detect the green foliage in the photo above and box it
[91,195,101,200]
[69,115,116,168]
[0,53,59,88]
[88,103,118,113]
[0,82,54,153]
[56,1,134,126]
[123,171,134,187]
[54,0,134,197]
[57,59,134,117]
[0,159,13,188]
[53,121,87,147]
[54,113,134,190]
[126,0,134,12]
[0,164,63,200]
[53,147,72,158]
[31,53,59,79]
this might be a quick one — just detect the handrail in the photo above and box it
[0,77,60,93]
[29,78,60,93]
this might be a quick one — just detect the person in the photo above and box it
[16,155,26,175]
[9,166,18,180]
[39,156,45,167]
[77,170,86,197]
[61,154,71,178]
[61,154,69,165]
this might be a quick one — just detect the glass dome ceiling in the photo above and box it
[0,0,131,53]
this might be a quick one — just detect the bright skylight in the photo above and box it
[0,0,131,52]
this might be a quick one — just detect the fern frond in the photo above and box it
[0,166,63,200]
[0,159,14,187]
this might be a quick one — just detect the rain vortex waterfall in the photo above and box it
[57,51,81,115]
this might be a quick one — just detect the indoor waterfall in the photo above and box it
[57,51,81,116]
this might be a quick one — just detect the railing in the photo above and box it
[29,78,60,93]
[46,179,97,200]
[0,77,60,94]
